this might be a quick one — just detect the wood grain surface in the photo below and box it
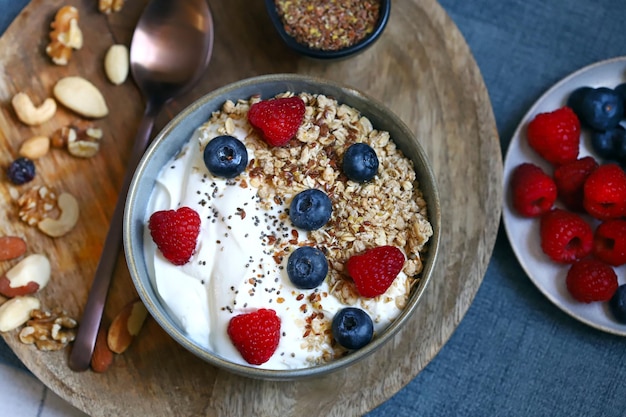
[0,0,502,416]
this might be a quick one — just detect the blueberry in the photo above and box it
[579,87,624,131]
[615,83,626,114]
[286,246,328,289]
[7,157,35,185]
[331,307,374,350]
[289,189,332,230]
[590,126,626,160]
[203,135,248,179]
[342,143,379,182]
[567,86,592,117]
[614,130,626,162]
[609,284,626,324]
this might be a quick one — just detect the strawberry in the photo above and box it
[539,209,593,263]
[593,219,626,267]
[526,106,580,165]
[248,96,306,146]
[510,163,557,217]
[227,308,281,365]
[148,206,201,265]
[566,258,618,303]
[345,246,405,298]
[553,156,598,212]
[583,163,626,220]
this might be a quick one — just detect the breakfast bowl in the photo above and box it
[123,74,440,380]
[264,0,391,60]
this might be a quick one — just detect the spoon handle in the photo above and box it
[69,107,158,372]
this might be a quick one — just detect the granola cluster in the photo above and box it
[206,92,432,316]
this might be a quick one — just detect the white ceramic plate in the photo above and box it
[502,56,626,336]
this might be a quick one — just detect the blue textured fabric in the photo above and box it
[2,1,626,416]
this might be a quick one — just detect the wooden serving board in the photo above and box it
[0,0,502,416]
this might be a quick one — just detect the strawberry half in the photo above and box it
[346,246,405,298]
[227,308,281,365]
[247,96,306,146]
[148,206,201,265]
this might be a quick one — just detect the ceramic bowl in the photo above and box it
[124,74,440,380]
[264,0,391,60]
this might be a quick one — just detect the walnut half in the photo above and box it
[51,122,103,158]
[99,0,125,14]
[46,6,83,65]
[18,308,78,351]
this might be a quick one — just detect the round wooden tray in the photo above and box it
[0,0,502,415]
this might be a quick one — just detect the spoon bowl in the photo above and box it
[131,0,213,105]
[68,0,214,372]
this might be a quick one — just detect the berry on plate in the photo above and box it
[346,245,405,298]
[609,284,626,323]
[510,163,557,217]
[342,142,379,182]
[227,308,281,365]
[289,188,333,231]
[247,96,306,147]
[553,156,598,212]
[566,86,592,116]
[148,206,201,265]
[331,307,373,350]
[577,87,624,131]
[287,246,328,289]
[589,126,626,162]
[203,135,248,179]
[539,209,593,263]
[593,219,626,267]
[526,106,580,165]
[583,163,626,220]
[565,258,618,303]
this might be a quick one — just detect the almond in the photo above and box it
[19,135,50,160]
[104,44,129,85]
[53,76,109,118]
[0,296,40,332]
[0,236,27,261]
[107,299,148,354]
[2,254,51,293]
[91,327,114,372]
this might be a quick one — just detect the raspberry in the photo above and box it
[527,106,580,165]
[553,156,598,212]
[539,209,593,263]
[148,206,201,265]
[583,163,626,220]
[247,96,306,146]
[510,163,557,217]
[565,258,618,303]
[593,219,626,267]
[227,308,281,365]
[345,246,405,298]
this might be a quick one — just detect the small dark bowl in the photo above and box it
[264,0,391,60]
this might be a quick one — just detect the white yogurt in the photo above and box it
[143,113,408,369]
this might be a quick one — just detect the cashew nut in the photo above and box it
[37,192,79,237]
[11,93,57,126]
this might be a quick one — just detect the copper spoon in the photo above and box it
[69,0,214,371]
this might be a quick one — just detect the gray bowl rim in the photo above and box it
[123,73,441,381]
